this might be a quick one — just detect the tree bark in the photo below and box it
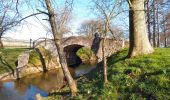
[127,0,154,58]
[0,38,4,48]
[45,0,77,96]
[156,3,160,47]
[146,0,151,42]
[164,31,167,47]
[152,0,156,47]
[163,17,167,47]
[102,19,109,84]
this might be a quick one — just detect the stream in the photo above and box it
[0,64,96,100]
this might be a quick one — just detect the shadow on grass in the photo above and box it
[107,49,127,66]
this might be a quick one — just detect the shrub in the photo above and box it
[76,47,97,65]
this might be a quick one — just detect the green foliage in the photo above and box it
[76,47,93,60]
[76,47,97,64]
[0,48,28,74]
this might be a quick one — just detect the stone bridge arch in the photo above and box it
[64,44,84,66]
[34,36,124,66]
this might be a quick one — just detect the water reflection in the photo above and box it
[75,64,96,77]
[0,64,96,100]
[0,69,64,100]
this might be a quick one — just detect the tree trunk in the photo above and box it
[45,0,77,96]
[164,32,167,47]
[152,0,156,47]
[128,0,154,58]
[102,36,108,84]
[163,18,167,47]
[102,19,109,84]
[0,38,4,48]
[146,0,151,42]
[156,4,160,47]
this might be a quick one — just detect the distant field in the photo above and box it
[0,48,28,74]
[2,37,31,48]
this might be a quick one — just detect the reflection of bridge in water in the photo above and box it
[34,36,124,66]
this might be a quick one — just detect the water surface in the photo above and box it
[0,64,96,100]
[0,69,64,100]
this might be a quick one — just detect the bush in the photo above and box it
[76,47,97,65]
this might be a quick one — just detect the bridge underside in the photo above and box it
[64,45,83,67]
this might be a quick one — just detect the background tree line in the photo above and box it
[145,0,170,47]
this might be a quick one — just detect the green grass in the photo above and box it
[0,47,52,74]
[50,48,170,99]
[0,48,28,74]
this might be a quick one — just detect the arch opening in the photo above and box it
[64,44,84,67]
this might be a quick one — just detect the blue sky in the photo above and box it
[4,0,129,40]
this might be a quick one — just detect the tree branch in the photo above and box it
[36,9,49,15]
[127,0,132,8]
[19,13,44,22]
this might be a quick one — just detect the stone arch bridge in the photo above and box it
[34,36,124,66]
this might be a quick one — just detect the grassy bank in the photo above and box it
[48,48,170,99]
[0,48,28,74]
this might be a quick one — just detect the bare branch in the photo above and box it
[36,9,49,15]
[126,0,132,7]
[19,12,44,22]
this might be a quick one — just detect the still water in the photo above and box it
[0,65,95,100]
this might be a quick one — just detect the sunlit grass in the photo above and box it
[74,48,170,99]
[0,48,28,74]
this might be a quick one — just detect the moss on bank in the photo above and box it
[28,50,41,66]
[0,48,28,74]
[47,48,170,99]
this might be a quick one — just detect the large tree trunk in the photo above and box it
[127,0,154,58]
[45,0,77,96]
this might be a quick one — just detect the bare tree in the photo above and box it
[92,0,125,84]
[109,25,124,39]
[0,0,20,48]
[127,0,154,57]
[78,19,103,38]
[164,13,170,46]
[152,0,157,47]
[16,0,77,96]
[145,0,153,43]
[44,0,77,96]
[152,0,170,47]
